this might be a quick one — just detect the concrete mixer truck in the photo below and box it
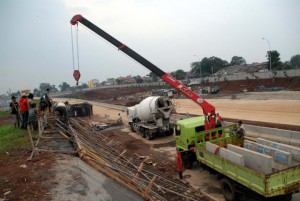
[127,96,174,140]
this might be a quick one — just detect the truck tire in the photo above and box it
[145,129,153,140]
[139,127,146,138]
[167,127,174,136]
[130,123,135,132]
[220,178,236,201]
[132,122,139,132]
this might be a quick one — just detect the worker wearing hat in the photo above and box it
[19,93,29,129]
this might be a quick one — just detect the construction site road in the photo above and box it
[50,154,143,201]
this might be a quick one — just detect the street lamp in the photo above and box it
[193,55,202,78]
[262,38,272,71]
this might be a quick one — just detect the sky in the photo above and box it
[1,0,300,95]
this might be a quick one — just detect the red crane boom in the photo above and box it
[70,14,217,129]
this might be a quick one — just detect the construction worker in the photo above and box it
[10,96,20,128]
[235,120,246,138]
[184,141,197,169]
[43,88,52,112]
[19,93,29,129]
[28,103,40,131]
[53,102,68,125]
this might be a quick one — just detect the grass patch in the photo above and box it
[0,110,10,118]
[0,110,40,153]
[0,125,31,153]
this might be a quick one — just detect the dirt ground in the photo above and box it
[1,87,300,201]
[0,151,55,201]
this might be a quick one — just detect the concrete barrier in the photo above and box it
[243,124,300,146]
[206,142,245,166]
[244,140,292,165]
[227,144,275,175]
[256,138,300,162]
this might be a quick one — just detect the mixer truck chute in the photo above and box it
[127,96,174,140]
[70,14,217,130]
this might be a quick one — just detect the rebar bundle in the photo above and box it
[68,118,213,201]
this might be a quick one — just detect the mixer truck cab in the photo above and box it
[127,96,175,140]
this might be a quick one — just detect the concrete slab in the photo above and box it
[244,124,300,146]
[206,142,245,166]
[257,138,300,162]
[244,140,292,165]
[227,144,275,175]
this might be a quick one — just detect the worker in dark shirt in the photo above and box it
[10,96,20,128]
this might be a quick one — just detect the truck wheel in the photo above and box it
[167,127,174,136]
[139,127,146,138]
[130,123,135,132]
[220,178,236,201]
[145,129,153,140]
[132,123,139,132]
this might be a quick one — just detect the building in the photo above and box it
[106,78,115,85]
[87,79,100,88]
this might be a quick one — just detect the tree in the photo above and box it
[267,50,282,70]
[11,91,21,97]
[39,83,51,93]
[174,69,186,80]
[191,56,228,76]
[190,62,201,78]
[81,83,88,89]
[51,85,58,92]
[33,88,40,97]
[133,75,144,83]
[230,56,246,66]
[290,54,300,68]
[115,78,122,85]
[59,82,71,92]
[148,72,158,82]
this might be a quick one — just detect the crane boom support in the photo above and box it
[70,14,216,127]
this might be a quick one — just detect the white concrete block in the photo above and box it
[227,144,275,175]
[243,124,300,146]
[206,142,245,166]
[290,131,300,146]
[244,140,292,165]
[257,138,300,162]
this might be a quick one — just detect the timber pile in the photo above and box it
[68,118,213,201]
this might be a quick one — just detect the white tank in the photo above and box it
[135,96,173,121]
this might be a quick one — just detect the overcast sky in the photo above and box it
[1,0,299,95]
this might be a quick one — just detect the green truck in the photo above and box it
[176,116,300,201]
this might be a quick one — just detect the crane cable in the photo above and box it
[71,24,81,85]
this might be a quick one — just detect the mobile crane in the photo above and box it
[70,15,300,201]
[70,14,217,131]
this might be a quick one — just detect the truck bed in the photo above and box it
[195,130,300,197]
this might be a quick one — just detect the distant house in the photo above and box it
[107,78,115,85]
[215,63,267,75]
[118,76,136,84]
[87,79,99,88]
[142,76,151,83]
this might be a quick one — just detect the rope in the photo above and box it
[70,25,75,70]
[76,23,80,70]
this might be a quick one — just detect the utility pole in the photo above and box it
[262,38,272,71]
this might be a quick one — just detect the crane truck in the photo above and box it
[70,15,300,201]
[127,96,174,140]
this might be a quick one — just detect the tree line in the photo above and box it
[8,52,300,97]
